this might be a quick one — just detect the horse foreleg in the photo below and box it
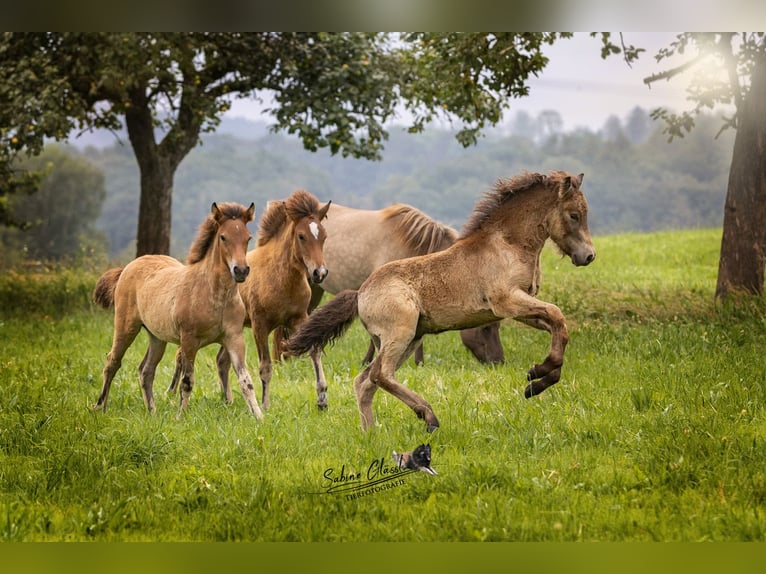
[138,335,167,413]
[166,348,182,395]
[215,346,234,404]
[504,292,569,398]
[253,324,273,410]
[177,343,199,417]
[222,336,263,419]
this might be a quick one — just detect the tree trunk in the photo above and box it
[715,54,766,299]
[135,156,174,256]
[124,90,201,257]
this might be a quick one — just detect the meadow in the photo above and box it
[1,227,765,542]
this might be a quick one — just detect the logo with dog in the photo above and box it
[318,443,437,501]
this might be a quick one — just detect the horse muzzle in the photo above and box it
[311,265,328,284]
[233,265,250,283]
[571,249,596,267]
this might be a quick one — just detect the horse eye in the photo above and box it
[569,213,580,222]
[298,233,306,241]
[220,234,227,243]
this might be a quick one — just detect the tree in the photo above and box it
[639,33,766,299]
[1,32,570,257]
[1,145,106,263]
[624,106,652,144]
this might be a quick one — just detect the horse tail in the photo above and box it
[284,289,359,357]
[92,267,124,309]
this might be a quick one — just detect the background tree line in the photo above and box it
[2,33,762,299]
[0,106,733,265]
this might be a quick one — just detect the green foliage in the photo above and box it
[0,145,107,263]
[2,228,766,541]
[0,266,101,317]
[399,33,571,147]
[640,33,766,139]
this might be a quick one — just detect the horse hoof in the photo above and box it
[317,403,328,411]
[527,366,537,381]
[425,422,439,433]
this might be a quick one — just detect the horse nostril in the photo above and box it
[313,266,328,283]
[586,253,595,264]
[233,265,250,282]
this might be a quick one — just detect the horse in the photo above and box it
[284,171,595,432]
[168,189,331,411]
[93,202,263,419]
[274,202,505,366]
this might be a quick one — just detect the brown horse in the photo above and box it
[275,202,504,366]
[93,202,263,418]
[285,171,595,432]
[169,190,331,410]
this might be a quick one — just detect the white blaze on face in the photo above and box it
[309,221,320,240]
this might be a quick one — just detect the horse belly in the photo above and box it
[135,269,187,344]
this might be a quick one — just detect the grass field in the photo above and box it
[1,227,766,541]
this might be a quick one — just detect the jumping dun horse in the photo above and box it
[274,202,505,366]
[168,189,331,410]
[285,171,595,432]
[93,202,263,418]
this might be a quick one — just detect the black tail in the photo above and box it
[284,290,359,357]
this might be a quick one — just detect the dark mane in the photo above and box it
[459,171,568,239]
[382,204,458,255]
[187,202,252,264]
[257,189,321,246]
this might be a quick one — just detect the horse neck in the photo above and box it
[197,241,238,297]
[491,188,557,252]
[263,223,304,275]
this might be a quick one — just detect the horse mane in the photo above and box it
[459,170,568,239]
[381,204,458,256]
[257,189,321,246]
[187,202,252,264]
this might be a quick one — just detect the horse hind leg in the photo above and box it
[309,345,328,410]
[369,334,440,432]
[353,365,377,431]
[215,346,234,404]
[138,335,167,413]
[94,320,142,411]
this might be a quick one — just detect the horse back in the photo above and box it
[321,204,436,293]
[359,237,529,333]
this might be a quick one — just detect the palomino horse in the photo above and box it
[93,202,263,418]
[169,189,331,410]
[285,171,595,432]
[274,202,504,366]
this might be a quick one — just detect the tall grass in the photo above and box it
[1,228,765,541]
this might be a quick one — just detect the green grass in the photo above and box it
[2,227,766,541]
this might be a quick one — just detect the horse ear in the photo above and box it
[211,202,222,219]
[559,177,572,198]
[246,202,256,222]
[317,200,331,221]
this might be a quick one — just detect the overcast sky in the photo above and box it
[226,32,697,133]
